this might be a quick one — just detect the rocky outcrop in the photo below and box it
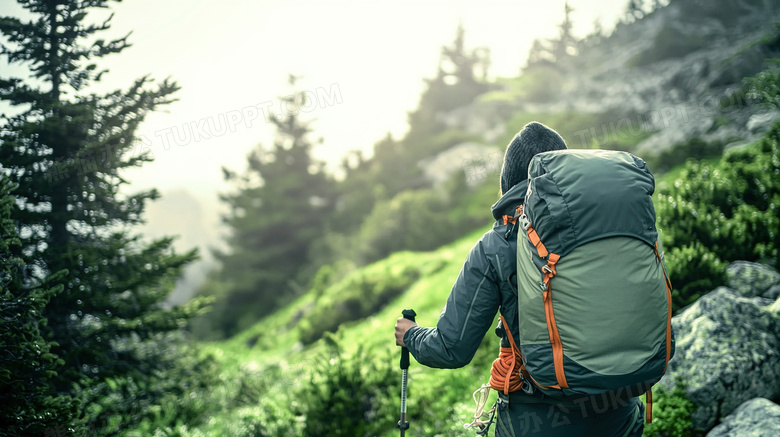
[418,142,501,188]
[660,286,780,430]
[727,261,780,299]
[707,398,780,436]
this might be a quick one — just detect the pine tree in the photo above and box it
[527,3,578,67]
[0,1,209,432]
[404,24,489,164]
[210,79,335,336]
[555,2,578,59]
[0,178,82,436]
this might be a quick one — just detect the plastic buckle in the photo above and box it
[520,214,530,230]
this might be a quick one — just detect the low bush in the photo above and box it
[643,384,700,437]
[295,336,400,437]
[298,262,421,345]
[657,123,780,312]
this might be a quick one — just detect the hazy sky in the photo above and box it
[2,0,629,218]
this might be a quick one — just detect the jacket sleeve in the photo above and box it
[403,236,500,368]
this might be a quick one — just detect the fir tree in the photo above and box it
[527,2,578,67]
[0,1,209,432]
[0,178,82,436]
[209,79,335,336]
[555,2,577,59]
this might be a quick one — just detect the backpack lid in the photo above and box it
[524,149,658,257]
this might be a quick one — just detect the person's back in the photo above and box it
[394,122,647,436]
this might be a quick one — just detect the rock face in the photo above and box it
[418,142,501,188]
[727,261,780,299]
[707,398,780,437]
[659,287,780,430]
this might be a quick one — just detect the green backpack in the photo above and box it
[515,149,674,402]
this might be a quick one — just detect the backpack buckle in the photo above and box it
[519,214,530,230]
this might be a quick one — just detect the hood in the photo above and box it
[491,179,528,222]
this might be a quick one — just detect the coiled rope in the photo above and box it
[489,315,525,395]
[463,315,525,433]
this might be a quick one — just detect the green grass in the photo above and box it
[189,227,497,436]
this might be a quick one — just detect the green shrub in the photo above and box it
[298,263,420,345]
[745,58,780,109]
[84,337,222,435]
[356,189,457,264]
[663,242,727,311]
[295,336,399,437]
[657,123,780,312]
[645,137,725,174]
[643,385,700,437]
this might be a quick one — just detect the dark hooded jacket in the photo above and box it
[402,181,646,437]
[403,180,527,367]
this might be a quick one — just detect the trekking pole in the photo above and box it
[398,308,416,437]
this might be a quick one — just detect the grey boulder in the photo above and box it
[660,287,780,431]
[707,398,780,437]
[727,261,780,299]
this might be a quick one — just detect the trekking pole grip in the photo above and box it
[400,309,416,369]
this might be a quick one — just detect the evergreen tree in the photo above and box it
[209,80,335,336]
[527,3,578,67]
[555,2,577,59]
[0,1,209,432]
[312,25,492,269]
[0,178,82,436]
[401,24,489,181]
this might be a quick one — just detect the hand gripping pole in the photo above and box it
[398,308,416,436]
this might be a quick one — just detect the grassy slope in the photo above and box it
[198,224,497,435]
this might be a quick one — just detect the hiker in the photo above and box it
[393,122,649,436]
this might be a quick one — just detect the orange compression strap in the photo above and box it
[654,242,673,372]
[526,225,549,258]
[542,253,568,389]
[489,315,525,395]
[646,388,653,423]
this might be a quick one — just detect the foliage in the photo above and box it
[295,336,400,437]
[298,257,423,345]
[662,242,727,311]
[627,22,706,67]
[0,1,213,433]
[356,189,455,264]
[645,137,725,174]
[643,384,700,437]
[484,65,566,105]
[444,170,499,232]
[493,108,651,152]
[174,229,490,436]
[745,58,780,109]
[0,178,83,435]
[205,79,336,338]
[657,124,780,311]
[676,0,763,27]
[526,2,578,68]
[374,25,490,200]
[79,337,222,434]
